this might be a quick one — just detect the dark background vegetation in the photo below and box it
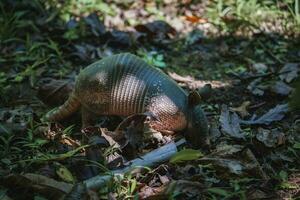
[0,0,299,199]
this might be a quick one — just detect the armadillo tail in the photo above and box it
[45,92,81,121]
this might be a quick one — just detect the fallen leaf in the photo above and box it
[271,81,293,96]
[205,158,244,174]
[100,128,120,147]
[209,122,221,143]
[199,145,268,179]
[84,12,106,36]
[108,30,132,47]
[158,175,170,184]
[1,173,73,199]
[219,105,245,139]
[247,189,272,199]
[73,44,97,61]
[64,183,88,200]
[115,113,150,142]
[81,126,110,147]
[230,101,251,118]
[135,20,176,40]
[185,29,204,46]
[170,149,203,163]
[0,107,31,134]
[210,144,243,156]
[102,112,159,160]
[139,184,167,199]
[271,150,294,162]
[252,63,268,74]
[166,180,205,199]
[0,122,27,135]
[88,135,110,147]
[279,63,299,83]
[185,15,207,23]
[247,78,266,96]
[256,128,285,147]
[240,104,289,125]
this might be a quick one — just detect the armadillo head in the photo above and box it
[185,91,209,148]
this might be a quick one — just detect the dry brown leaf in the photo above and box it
[256,128,286,147]
[230,101,251,118]
[185,15,207,23]
[139,184,168,199]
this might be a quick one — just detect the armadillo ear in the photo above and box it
[188,90,201,106]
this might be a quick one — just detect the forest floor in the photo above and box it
[0,1,299,199]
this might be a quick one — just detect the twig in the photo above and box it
[84,138,186,190]
[257,39,284,64]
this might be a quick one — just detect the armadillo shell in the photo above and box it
[75,53,188,131]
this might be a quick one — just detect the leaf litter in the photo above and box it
[1,1,300,199]
[219,105,244,139]
[240,104,289,125]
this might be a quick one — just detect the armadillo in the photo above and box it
[46,53,208,147]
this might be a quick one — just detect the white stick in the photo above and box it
[84,138,186,190]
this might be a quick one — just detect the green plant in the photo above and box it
[206,178,254,199]
[21,121,49,150]
[109,173,139,200]
[170,149,203,164]
[0,1,40,44]
[14,58,49,86]
[0,72,11,103]
[45,0,116,21]
[0,6,24,43]
[286,0,300,28]
[0,133,24,170]
[138,50,167,68]
[206,0,300,35]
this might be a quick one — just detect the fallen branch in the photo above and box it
[84,138,186,190]
[167,72,230,89]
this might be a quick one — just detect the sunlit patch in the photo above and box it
[168,71,231,89]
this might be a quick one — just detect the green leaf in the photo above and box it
[170,149,203,163]
[279,182,298,189]
[207,188,230,197]
[1,158,11,165]
[153,60,166,68]
[130,179,137,194]
[293,142,300,149]
[23,138,48,148]
[56,164,75,183]
[19,145,89,163]
[14,75,24,82]
[279,170,288,181]
[63,29,79,40]
[156,54,163,61]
